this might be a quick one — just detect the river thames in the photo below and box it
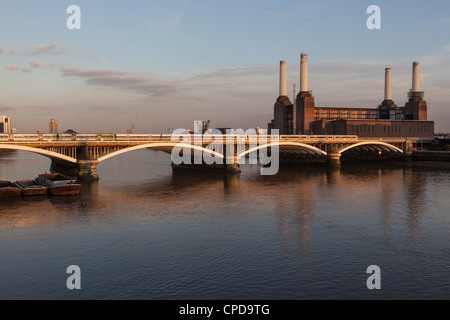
[0,149,449,299]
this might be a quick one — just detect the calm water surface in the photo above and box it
[0,149,449,299]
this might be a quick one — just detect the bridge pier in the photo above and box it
[50,159,99,181]
[327,152,342,167]
[224,156,241,173]
[77,160,99,181]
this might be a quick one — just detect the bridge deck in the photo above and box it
[0,134,425,180]
[0,134,424,164]
[0,134,423,146]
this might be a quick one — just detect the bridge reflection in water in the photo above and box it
[1,147,449,299]
[0,160,433,249]
[0,133,418,180]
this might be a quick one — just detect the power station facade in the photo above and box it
[268,53,434,139]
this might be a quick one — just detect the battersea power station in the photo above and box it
[268,53,434,139]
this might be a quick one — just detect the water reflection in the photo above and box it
[380,168,396,236]
[0,160,439,242]
[403,170,425,239]
[1,150,450,299]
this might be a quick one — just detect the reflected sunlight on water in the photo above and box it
[1,149,449,299]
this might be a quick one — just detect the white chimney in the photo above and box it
[412,61,420,92]
[385,68,392,100]
[300,53,308,92]
[279,60,287,96]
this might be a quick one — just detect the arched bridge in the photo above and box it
[0,133,417,180]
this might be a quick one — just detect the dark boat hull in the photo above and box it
[15,179,48,196]
[49,184,81,196]
[0,187,22,197]
[22,186,49,196]
[0,181,22,197]
[36,174,81,196]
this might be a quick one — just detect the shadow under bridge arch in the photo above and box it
[336,141,404,154]
[238,142,327,159]
[97,143,225,163]
[0,144,77,163]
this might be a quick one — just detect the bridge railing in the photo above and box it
[0,133,422,144]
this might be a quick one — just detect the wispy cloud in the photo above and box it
[0,103,15,112]
[5,64,31,72]
[252,10,314,19]
[30,60,60,68]
[99,54,108,64]
[426,17,450,26]
[190,65,275,80]
[9,43,72,56]
[146,13,183,32]
[60,67,191,96]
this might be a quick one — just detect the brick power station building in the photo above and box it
[268,53,434,139]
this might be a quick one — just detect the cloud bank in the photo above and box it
[9,43,72,56]
[60,67,191,96]
[30,60,60,68]
[5,64,31,72]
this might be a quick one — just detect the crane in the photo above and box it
[203,120,210,133]
[127,123,134,134]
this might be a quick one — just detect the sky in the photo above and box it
[1,0,450,133]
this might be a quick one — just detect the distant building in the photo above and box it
[49,118,58,134]
[63,129,78,134]
[268,54,434,139]
[0,115,11,133]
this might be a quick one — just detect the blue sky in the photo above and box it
[1,0,450,133]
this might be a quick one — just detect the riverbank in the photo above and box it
[413,150,450,162]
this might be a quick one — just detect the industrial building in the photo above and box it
[0,115,11,134]
[268,54,434,139]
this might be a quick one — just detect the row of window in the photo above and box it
[350,124,432,133]
[315,109,379,120]
[351,125,376,133]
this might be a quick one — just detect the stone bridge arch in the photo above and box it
[336,141,403,154]
[97,143,225,163]
[238,142,327,159]
[0,144,77,163]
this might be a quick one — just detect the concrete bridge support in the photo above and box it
[327,152,342,167]
[50,158,99,181]
[224,155,241,173]
[77,160,99,181]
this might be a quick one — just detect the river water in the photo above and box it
[0,149,449,299]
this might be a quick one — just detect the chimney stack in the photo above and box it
[300,53,308,92]
[385,68,392,101]
[412,61,420,92]
[279,60,287,96]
